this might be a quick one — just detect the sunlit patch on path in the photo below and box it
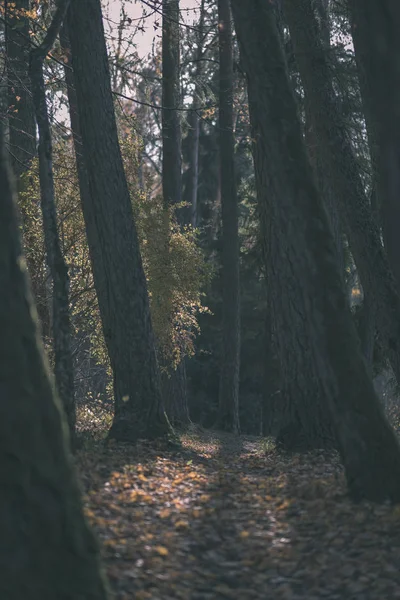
[78,431,400,599]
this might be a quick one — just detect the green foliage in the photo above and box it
[19,126,210,399]
[120,129,212,368]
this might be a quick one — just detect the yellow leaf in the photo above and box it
[239,530,250,539]
[175,520,189,529]
[159,509,171,518]
[154,545,169,556]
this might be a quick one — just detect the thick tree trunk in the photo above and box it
[349,1,400,291]
[0,132,109,599]
[214,0,240,434]
[6,0,36,176]
[67,0,169,442]
[29,1,76,445]
[231,0,400,502]
[161,0,190,427]
[284,0,400,386]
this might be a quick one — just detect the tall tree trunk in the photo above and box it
[161,0,190,427]
[214,0,240,433]
[284,0,400,386]
[67,0,169,442]
[6,0,36,176]
[162,0,182,212]
[302,0,375,365]
[29,0,76,445]
[184,0,205,228]
[5,0,51,334]
[230,0,400,502]
[349,1,400,290]
[0,131,109,599]
[302,0,342,268]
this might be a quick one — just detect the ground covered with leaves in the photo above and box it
[77,429,400,599]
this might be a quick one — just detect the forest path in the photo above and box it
[78,430,400,599]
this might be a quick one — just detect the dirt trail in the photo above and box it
[78,430,400,599]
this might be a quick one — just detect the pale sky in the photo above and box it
[106,0,200,59]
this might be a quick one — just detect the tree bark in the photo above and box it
[230,0,400,502]
[161,0,190,427]
[183,0,205,228]
[214,0,240,433]
[0,131,109,599]
[67,0,169,442]
[348,1,400,291]
[162,0,182,212]
[29,0,76,445]
[284,0,400,386]
[6,0,36,176]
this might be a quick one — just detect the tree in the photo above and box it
[67,0,169,442]
[348,1,400,290]
[283,0,400,386]
[29,0,75,444]
[230,0,400,502]
[0,130,109,599]
[183,0,206,228]
[162,0,182,213]
[214,0,240,433]
[161,0,191,428]
[6,0,36,177]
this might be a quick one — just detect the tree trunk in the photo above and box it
[161,360,190,427]
[214,0,240,434]
[162,0,182,213]
[161,0,190,427]
[6,0,36,176]
[349,1,400,291]
[67,0,169,442]
[284,0,400,386]
[230,0,400,502]
[29,0,76,446]
[183,0,205,228]
[0,131,109,599]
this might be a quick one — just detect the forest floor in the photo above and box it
[77,429,400,600]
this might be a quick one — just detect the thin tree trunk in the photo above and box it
[349,1,400,291]
[184,0,205,228]
[162,0,182,212]
[284,0,400,386]
[161,0,190,427]
[29,0,76,445]
[6,0,36,176]
[0,130,109,599]
[231,0,400,502]
[214,0,240,433]
[67,0,169,442]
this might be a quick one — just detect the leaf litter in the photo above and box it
[77,430,400,599]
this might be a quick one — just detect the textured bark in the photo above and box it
[67,0,169,442]
[0,133,109,599]
[6,0,36,176]
[29,1,76,445]
[230,0,400,503]
[284,0,400,386]
[214,0,240,434]
[349,1,400,291]
[303,1,343,270]
[161,0,190,427]
[161,360,190,427]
